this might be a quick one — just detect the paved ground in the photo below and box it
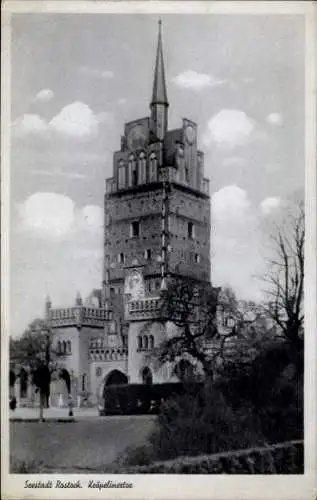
[10,406,99,420]
[10,411,156,473]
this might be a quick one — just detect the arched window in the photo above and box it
[142,367,153,385]
[149,335,154,349]
[143,335,148,349]
[118,160,126,189]
[137,335,142,350]
[128,155,137,187]
[63,341,67,354]
[149,153,157,182]
[138,152,146,185]
[57,341,61,353]
[67,341,71,354]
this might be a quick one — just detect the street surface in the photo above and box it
[10,409,156,472]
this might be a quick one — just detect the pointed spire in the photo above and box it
[151,19,168,106]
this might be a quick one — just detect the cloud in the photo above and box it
[266,113,283,126]
[12,114,48,137]
[243,77,255,84]
[17,192,75,239]
[34,88,54,103]
[17,192,104,239]
[79,66,114,80]
[222,157,245,167]
[211,186,265,300]
[117,98,127,106]
[203,109,255,148]
[77,205,103,233]
[260,196,281,215]
[212,185,251,222]
[49,102,99,139]
[172,70,226,91]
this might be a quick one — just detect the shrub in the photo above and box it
[10,457,43,473]
[147,386,265,462]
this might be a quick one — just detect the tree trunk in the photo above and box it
[39,392,45,421]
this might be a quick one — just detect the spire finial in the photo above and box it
[151,18,168,107]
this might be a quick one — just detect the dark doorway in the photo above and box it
[142,367,153,385]
[105,370,128,386]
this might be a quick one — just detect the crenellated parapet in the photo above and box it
[47,305,113,329]
[125,296,161,322]
[89,338,128,361]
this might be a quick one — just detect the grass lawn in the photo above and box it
[10,416,156,473]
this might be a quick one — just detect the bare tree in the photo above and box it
[263,204,304,350]
[146,277,220,379]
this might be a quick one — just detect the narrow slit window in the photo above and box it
[188,222,195,239]
[131,221,140,238]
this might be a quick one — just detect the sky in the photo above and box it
[9,13,305,336]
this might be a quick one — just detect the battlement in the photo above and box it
[89,338,128,361]
[47,306,112,329]
[126,296,161,321]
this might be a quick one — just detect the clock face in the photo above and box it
[185,125,196,145]
[127,124,147,150]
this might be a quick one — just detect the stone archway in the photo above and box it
[105,370,128,386]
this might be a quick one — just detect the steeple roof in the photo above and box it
[151,20,168,106]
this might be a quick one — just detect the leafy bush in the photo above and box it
[120,340,303,467]
[146,386,265,462]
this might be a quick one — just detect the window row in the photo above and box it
[57,340,71,355]
[113,248,153,266]
[118,153,158,189]
[137,335,155,350]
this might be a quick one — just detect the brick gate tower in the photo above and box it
[102,20,211,385]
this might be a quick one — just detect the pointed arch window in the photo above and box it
[67,341,71,354]
[128,155,137,187]
[138,152,146,185]
[137,335,142,350]
[118,160,126,189]
[149,335,154,349]
[57,341,62,354]
[63,341,67,354]
[149,153,157,182]
[143,336,149,349]
[142,366,153,385]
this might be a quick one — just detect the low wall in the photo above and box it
[114,441,304,474]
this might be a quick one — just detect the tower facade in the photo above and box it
[103,22,211,313]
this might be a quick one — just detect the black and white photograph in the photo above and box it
[2,1,316,499]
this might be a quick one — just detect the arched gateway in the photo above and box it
[105,370,128,386]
